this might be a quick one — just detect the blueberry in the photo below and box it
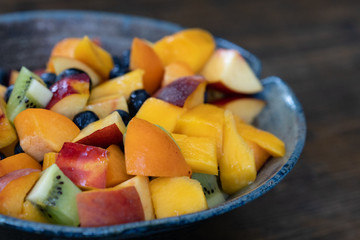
[0,68,9,86]
[109,66,129,79]
[73,111,99,130]
[4,85,14,102]
[0,152,5,160]
[14,142,24,154]
[40,72,57,88]
[109,50,130,79]
[113,109,131,126]
[128,89,150,117]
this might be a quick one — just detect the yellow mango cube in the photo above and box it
[172,134,218,175]
[220,110,256,194]
[149,176,207,218]
[135,98,186,132]
[174,104,224,159]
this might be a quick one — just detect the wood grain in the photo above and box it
[0,0,359,239]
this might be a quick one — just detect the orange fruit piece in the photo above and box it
[162,61,194,87]
[0,153,41,177]
[46,38,81,72]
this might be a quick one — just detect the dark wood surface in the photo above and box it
[1,1,359,239]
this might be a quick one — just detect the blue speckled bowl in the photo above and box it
[0,10,306,239]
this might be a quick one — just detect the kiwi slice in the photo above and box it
[26,164,81,226]
[192,172,227,208]
[6,66,53,123]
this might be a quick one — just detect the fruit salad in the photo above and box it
[0,28,285,227]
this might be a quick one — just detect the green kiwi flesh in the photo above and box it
[6,67,53,123]
[26,164,81,226]
[192,172,227,208]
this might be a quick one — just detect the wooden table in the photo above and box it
[0,0,359,239]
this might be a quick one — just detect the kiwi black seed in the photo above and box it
[26,164,81,226]
[192,172,227,208]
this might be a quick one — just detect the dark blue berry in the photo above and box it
[113,109,131,126]
[4,85,14,102]
[109,50,130,79]
[40,72,57,88]
[73,111,99,130]
[14,142,24,154]
[0,68,9,86]
[128,89,150,117]
[0,152,6,160]
[109,66,129,79]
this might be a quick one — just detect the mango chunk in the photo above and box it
[106,145,132,187]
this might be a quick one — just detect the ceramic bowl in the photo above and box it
[0,10,306,239]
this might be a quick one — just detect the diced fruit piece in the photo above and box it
[6,67,53,123]
[0,85,6,99]
[40,72,57,88]
[154,28,215,72]
[0,98,17,148]
[85,95,128,119]
[201,49,263,94]
[191,173,227,208]
[56,142,108,189]
[106,145,132,187]
[125,118,191,177]
[0,153,41,177]
[0,168,40,217]
[236,120,286,157]
[128,89,150,117]
[46,38,81,72]
[214,97,266,124]
[42,152,58,171]
[77,186,144,227]
[51,56,102,87]
[172,134,218,175]
[130,37,164,94]
[162,61,194,87]
[175,104,224,159]
[72,111,99,130]
[74,36,114,80]
[114,109,131,126]
[26,164,81,226]
[149,176,207,218]
[72,111,126,148]
[154,76,206,109]
[220,111,256,194]
[90,69,144,102]
[114,175,154,220]
[46,72,90,119]
[109,50,130,79]
[14,108,80,162]
[8,70,19,86]
[135,97,186,132]
[0,140,17,157]
[19,200,50,223]
[244,140,270,171]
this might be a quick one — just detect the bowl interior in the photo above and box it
[0,10,306,239]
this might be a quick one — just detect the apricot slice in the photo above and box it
[0,153,41,177]
[14,108,80,161]
[162,61,194,87]
[124,118,191,177]
[106,145,132,187]
[130,37,164,94]
[46,38,81,72]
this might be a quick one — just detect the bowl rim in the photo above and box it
[0,10,306,238]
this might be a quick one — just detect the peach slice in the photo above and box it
[135,97,186,133]
[56,142,108,189]
[76,186,144,227]
[130,37,164,94]
[114,175,154,221]
[0,98,17,149]
[0,168,40,217]
[85,94,128,119]
[154,28,215,72]
[14,108,80,162]
[201,49,263,94]
[149,176,207,219]
[125,118,191,177]
[74,36,114,80]
[236,120,286,157]
[89,69,144,102]
[172,134,218,175]
[106,145,132,187]
[154,76,206,109]
[214,97,266,124]
[72,111,126,148]
[162,61,194,87]
[220,110,256,194]
[46,38,81,72]
[174,104,224,159]
[0,153,41,177]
